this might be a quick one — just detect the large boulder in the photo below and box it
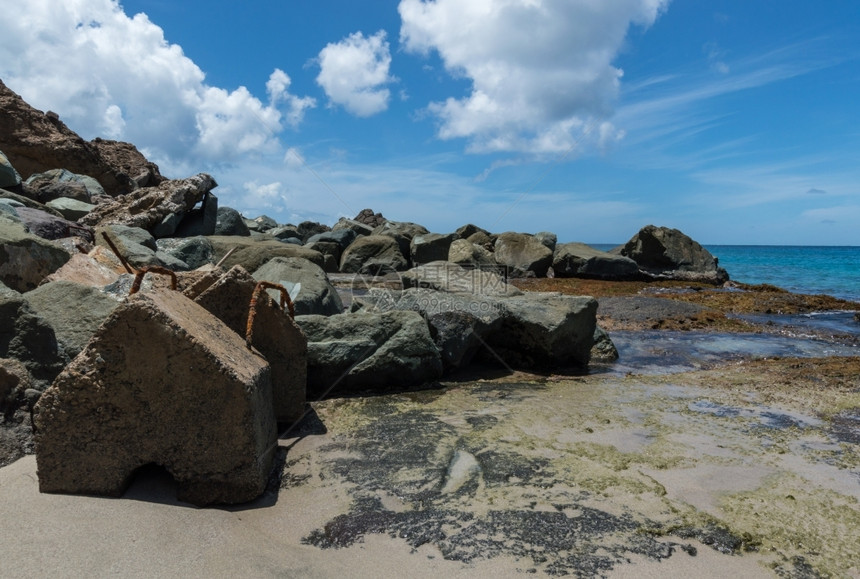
[171,193,218,238]
[33,288,277,506]
[0,150,22,189]
[24,281,122,360]
[190,266,307,424]
[253,257,343,316]
[553,242,641,280]
[411,232,459,265]
[0,80,161,194]
[296,310,442,397]
[155,236,216,270]
[484,294,597,369]
[40,250,123,287]
[79,173,217,235]
[371,220,429,260]
[354,288,505,371]
[331,217,373,237]
[11,206,83,241]
[206,235,325,272]
[45,197,95,222]
[0,214,71,292]
[448,239,497,269]
[96,224,187,270]
[493,232,553,277]
[401,261,522,297]
[0,285,68,388]
[340,235,409,273]
[25,168,105,202]
[214,207,251,236]
[616,225,728,284]
[306,228,358,251]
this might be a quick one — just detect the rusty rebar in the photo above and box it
[245,281,295,350]
[100,231,134,274]
[129,265,178,295]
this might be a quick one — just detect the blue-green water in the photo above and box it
[592,245,860,303]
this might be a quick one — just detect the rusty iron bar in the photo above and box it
[100,231,134,274]
[128,265,178,295]
[66,223,95,244]
[245,281,295,350]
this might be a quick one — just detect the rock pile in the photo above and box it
[0,83,728,504]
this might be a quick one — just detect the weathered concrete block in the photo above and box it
[192,265,307,424]
[33,288,277,506]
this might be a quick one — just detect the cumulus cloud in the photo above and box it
[316,30,395,117]
[399,0,668,153]
[0,0,315,168]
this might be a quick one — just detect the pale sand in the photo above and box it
[0,454,773,579]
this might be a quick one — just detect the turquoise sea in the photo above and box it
[592,245,860,303]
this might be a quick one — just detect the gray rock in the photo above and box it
[402,261,522,297]
[534,231,557,253]
[616,225,729,284]
[455,223,490,239]
[205,235,326,272]
[297,221,331,243]
[191,266,307,424]
[155,236,216,270]
[411,232,459,265]
[340,235,409,273]
[466,230,495,248]
[173,193,218,238]
[448,239,497,269]
[0,150,22,189]
[0,285,68,388]
[553,242,640,280]
[25,168,105,201]
[12,206,83,241]
[305,241,342,273]
[0,214,71,292]
[96,224,187,270]
[493,232,553,277]
[268,226,302,242]
[355,288,505,371]
[296,310,442,397]
[253,257,344,316]
[331,218,373,237]
[484,294,597,369]
[590,325,619,362]
[307,228,358,250]
[214,207,251,236]
[24,281,122,359]
[253,215,279,231]
[372,220,429,259]
[45,197,96,221]
[34,288,277,506]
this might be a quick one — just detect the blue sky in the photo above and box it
[1,0,859,245]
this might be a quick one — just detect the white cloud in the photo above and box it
[316,30,395,117]
[398,0,668,153]
[0,0,314,169]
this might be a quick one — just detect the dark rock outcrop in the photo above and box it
[353,208,386,229]
[340,235,409,273]
[411,232,459,266]
[296,310,442,397]
[0,79,162,195]
[493,232,553,277]
[553,242,640,280]
[0,214,71,292]
[616,225,728,284]
[253,257,343,316]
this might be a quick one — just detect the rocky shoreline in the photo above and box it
[2,78,859,577]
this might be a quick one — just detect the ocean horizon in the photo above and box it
[588,244,860,303]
